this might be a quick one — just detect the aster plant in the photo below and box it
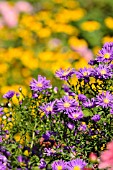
[1,42,113,169]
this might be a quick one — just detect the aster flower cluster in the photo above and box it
[1,42,113,169]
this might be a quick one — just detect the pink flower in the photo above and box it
[72,46,93,62]
[15,1,33,13]
[0,2,18,27]
[0,1,33,28]
[98,140,113,169]
[0,18,4,28]
[89,152,97,163]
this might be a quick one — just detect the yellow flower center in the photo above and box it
[103,98,109,104]
[63,70,70,76]
[104,53,110,59]
[100,69,106,75]
[74,166,80,170]
[37,82,43,87]
[46,106,52,112]
[83,71,88,76]
[57,165,62,170]
[82,122,86,125]
[73,113,78,118]
[63,102,70,108]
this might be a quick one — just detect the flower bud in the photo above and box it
[89,152,97,163]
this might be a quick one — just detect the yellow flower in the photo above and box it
[92,46,101,55]
[0,64,8,74]
[35,11,51,21]
[51,23,78,35]
[63,0,79,9]
[80,21,101,32]
[70,8,86,21]
[20,51,38,69]
[24,150,29,156]
[104,17,113,29]
[68,36,88,47]
[91,135,97,139]
[21,68,31,78]
[102,36,113,44]
[38,51,55,61]
[74,58,89,69]
[14,133,30,145]
[55,8,85,23]
[37,27,51,38]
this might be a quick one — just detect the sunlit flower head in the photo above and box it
[82,98,96,108]
[40,101,56,116]
[67,158,87,170]
[68,108,84,121]
[96,91,113,108]
[55,68,76,81]
[92,64,113,79]
[97,42,113,62]
[56,95,78,114]
[75,67,92,82]
[51,160,66,170]
[30,75,52,92]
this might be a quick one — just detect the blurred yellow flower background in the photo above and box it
[0,0,113,100]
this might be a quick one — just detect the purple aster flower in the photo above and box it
[96,42,113,62]
[51,160,66,170]
[3,90,15,99]
[92,64,113,79]
[56,96,78,114]
[88,59,98,65]
[109,63,113,69]
[78,122,87,131]
[42,131,51,140]
[62,84,75,96]
[68,108,84,121]
[67,158,87,170]
[96,91,113,108]
[67,122,75,130]
[110,107,113,114]
[32,93,38,98]
[17,155,23,163]
[0,107,4,115]
[82,98,96,108]
[0,164,6,170]
[75,67,92,83]
[62,84,70,93]
[40,101,56,116]
[44,148,56,156]
[17,155,28,165]
[30,75,52,92]
[0,154,7,169]
[78,94,87,102]
[39,158,46,169]
[91,114,100,122]
[55,68,76,80]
